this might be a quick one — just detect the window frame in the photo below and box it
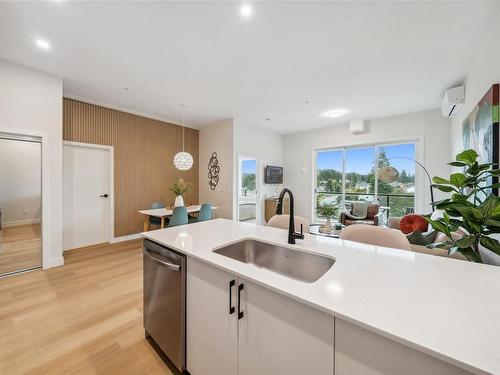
[312,139,420,224]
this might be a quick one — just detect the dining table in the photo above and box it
[139,205,219,231]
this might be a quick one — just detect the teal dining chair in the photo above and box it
[196,203,213,222]
[188,203,213,223]
[168,206,189,227]
[149,202,165,229]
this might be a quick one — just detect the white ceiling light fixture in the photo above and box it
[174,104,194,171]
[323,109,349,118]
[35,37,51,51]
[240,4,253,18]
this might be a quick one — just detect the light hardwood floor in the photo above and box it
[0,224,42,275]
[0,239,172,375]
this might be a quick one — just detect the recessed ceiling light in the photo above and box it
[323,109,349,118]
[240,4,253,18]
[35,38,51,51]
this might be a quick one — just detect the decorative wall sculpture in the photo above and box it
[208,152,220,190]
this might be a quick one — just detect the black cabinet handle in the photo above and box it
[229,280,235,315]
[238,283,244,320]
[100,194,109,198]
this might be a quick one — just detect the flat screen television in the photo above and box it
[265,165,283,184]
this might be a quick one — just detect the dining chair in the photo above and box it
[190,203,212,223]
[340,224,412,250]
[149,202,165,229]
[267,214,310,233]
[168,206,189,227]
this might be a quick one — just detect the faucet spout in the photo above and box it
[276,188,304,244]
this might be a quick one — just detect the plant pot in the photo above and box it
[324,218,333,232]
[174,195,184,207]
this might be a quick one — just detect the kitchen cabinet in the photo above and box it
[187,257,335,375]
[238,277,334,375]
[334,319,471,375]
[186,258,238,375]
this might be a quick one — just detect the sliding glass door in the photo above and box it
[314,142,416,223]
[315,150,343,221]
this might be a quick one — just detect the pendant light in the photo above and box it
[174,104,194,170]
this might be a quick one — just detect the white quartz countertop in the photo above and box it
[142,219,500,375]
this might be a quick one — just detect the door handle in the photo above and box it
[229,280,235,315]
[100,194,109,198]
[238,283,244,320]
[143,249,181,271]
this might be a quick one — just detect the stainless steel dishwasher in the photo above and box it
[143,239,186,373]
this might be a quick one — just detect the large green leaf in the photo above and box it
[448,161,467,167]
[459,247,483,262]
[425,218,449,236]
[485,218,500,227]
[450,173,467,187]
[480,236,500,256]
[455,235,476,249]
[456,149,478,165]
[467,162,481,176]
[479,195,500,217]
[432,176,450,184]
[432,184,456,193]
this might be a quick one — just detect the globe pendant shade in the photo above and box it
[378,166,399,183]
[174,151,193,170]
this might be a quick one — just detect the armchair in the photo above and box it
[340,203,383,226]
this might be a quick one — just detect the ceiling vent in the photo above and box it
[441,86,465,118]
[350,119,366,134]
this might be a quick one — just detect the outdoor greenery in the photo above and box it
[242,172,256,191]
[426,149,500,262]
[316,148,415,217]
[169,178,192,196]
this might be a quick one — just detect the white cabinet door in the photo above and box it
[335,319,472,375]
[238,278,335,375]
[186,258,238,375]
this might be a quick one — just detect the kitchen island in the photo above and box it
[142,219,500,375]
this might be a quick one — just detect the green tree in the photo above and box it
[399,169,408,183]
[369,148,394,195]
[242,173,256,190]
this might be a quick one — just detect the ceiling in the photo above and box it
[0,1,499,134]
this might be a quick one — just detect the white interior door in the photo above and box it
[63,143,111,250]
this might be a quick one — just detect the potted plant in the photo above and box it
[426,149,500,262]
[316,202,340,233]
[170,178,192,207]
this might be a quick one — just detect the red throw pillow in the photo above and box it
[399,214,428,234]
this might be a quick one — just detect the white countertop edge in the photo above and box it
[141,220,499,375]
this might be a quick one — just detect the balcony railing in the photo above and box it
[315,190,414,219]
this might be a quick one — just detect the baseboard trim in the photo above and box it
[2,219,41,228]
[111,233,142,243]
[44,257,64,269]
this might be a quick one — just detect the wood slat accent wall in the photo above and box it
[63,98,199,237]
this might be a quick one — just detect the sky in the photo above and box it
[241,159,256,174]
[317,143,416,175]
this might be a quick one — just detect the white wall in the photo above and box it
[283,109,451,221]
[199,119,234,219]
[0,59,63,268]
[451,14,500,158]
[0,139,41,226]
[233,122,283,224]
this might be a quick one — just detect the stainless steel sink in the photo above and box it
[213,239,335,283]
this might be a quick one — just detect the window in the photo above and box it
[314,142,416,222]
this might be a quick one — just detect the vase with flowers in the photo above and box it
[170,178,192,207]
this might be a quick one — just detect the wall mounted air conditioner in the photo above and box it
[441,86,465,118]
